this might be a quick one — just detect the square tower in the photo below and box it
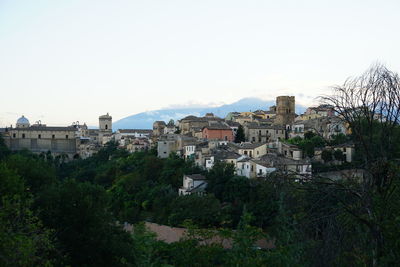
[99,113,112,133]
[274,96,295,125]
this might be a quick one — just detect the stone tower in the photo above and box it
[274,96,295,125]
[98,113,112,144]
[99,113,112,133]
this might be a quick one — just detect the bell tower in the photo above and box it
[99,113,112,133]
[274,96,295,125]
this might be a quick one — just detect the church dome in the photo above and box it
[16,115,30,128]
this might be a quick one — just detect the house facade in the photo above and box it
[202,123,234,142]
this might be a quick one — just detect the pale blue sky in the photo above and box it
[1,0,399,126]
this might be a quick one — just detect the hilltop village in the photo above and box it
[0,95,353,186]
[1,78,399,266]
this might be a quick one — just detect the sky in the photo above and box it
[1,0,400,127]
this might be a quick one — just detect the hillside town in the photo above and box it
[2,0,400,265]
[0,95,356,189]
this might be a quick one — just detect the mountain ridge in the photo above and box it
[113,97,306,130]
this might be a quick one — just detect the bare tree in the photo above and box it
[319,64,400,266]
[321,64,400,161]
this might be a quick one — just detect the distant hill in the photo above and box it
[113,97,306,130]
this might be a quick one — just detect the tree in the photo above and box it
[168,195,224,227]
[234,125,246,143]
[298,139,315,158]
[206,161,235,200]
[330,133,348,146]
[321,64,400,266]
[36,179,135,266]
[0,163,56,266]
[321,149,333,162]
[310,135,326,148]
[5,154,57,194]
[333,149,345,162]
[304,131,316,140]
[0,134,10,161]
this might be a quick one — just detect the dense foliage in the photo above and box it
[1,109,400,267]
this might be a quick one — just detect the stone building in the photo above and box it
[178,115,223,136]
[153,121,166,137]
[296,104,335,121]
[289,117,346,139]
[232,143,268,158]
[164,120,177,134]
[244,122,286,143]
[157,134,197,158]
[274,96,295,125]
[4,116,79,158]
[98,113,112,144]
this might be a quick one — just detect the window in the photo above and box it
[224,136,227,141]
[105,124,108,130]
[66,135,69,139]
[242,164,244,169]
[257,151,259,155]
[38,134,41,139]
[52,135,55,139]
[13,133,16,138]
[22,133,25,138]
[343,148,347,152]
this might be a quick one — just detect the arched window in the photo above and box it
[105,124,108,130]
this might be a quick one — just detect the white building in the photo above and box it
[183,144,196,160]
[253,160,277,177]
[179,174,208,195]
[236,158,254,178]
[205,156,214,169]
[115,129,152,142]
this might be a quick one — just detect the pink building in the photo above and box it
[202,123,234,142]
